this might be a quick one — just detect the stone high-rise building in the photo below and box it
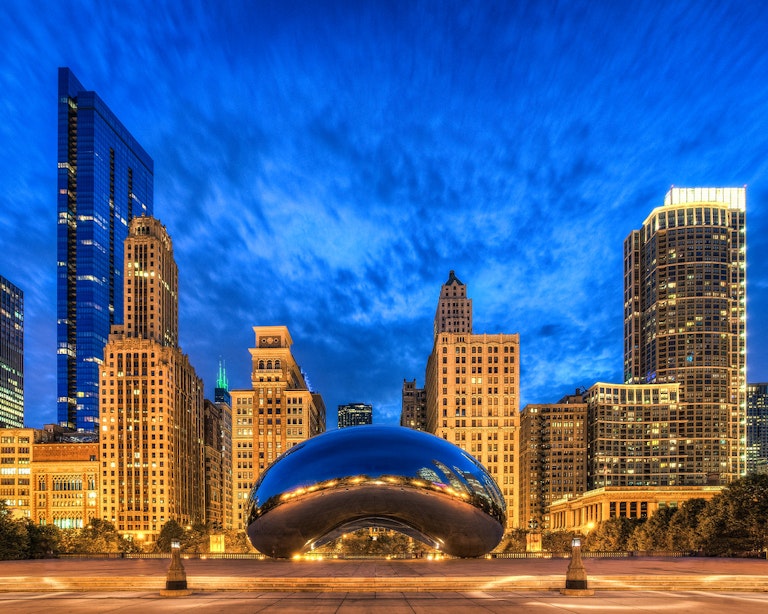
[57,68,153,431]
[99,216,204,543]
[425,272,520,529]
[230,326,325,529]
[519,392,588,530]
[0,275,23,428]
[203,396,233,530]
[624,187,746,484]
[400,379,427,431]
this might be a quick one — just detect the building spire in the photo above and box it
[216,358,229,391]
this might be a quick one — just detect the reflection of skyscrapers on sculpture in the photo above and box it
[99,217,204,544]
[230,326,325,529]
[425,271,521,530]
[624,187,746,484]
[337,402,372,428]
[57,67,154,432]
[246,426,505,558]
[0,275,24,428]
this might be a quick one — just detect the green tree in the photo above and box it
[181,522,210,554]
[627,506,676,551]
[497,529,527,553]
[24,521,61,558]
[78,519,121,553]
[155,519,185,553]
[697,474,768,556]
[0,502,29,560]
[542,530,577,553]
[666,498,706,551]
[583,517,642,552]
[223,529,256,553]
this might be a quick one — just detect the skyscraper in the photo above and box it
[519,392,587,530]
[230,326,325,529]
[624,187,746,484]
[747,383,768,474]
[99,217,204,543]
[57,67,154,431]
[425,272,520,529]
[337,402,373,428]
[0,275,23,428]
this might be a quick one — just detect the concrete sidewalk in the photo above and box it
[0,557,766,593]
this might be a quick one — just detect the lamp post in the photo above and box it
[560,537,594,596]
[161,539,191,597]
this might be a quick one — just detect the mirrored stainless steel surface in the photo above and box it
[246,425,506,558]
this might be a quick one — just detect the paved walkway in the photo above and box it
[0,556,766,591]
[2,589,768,613]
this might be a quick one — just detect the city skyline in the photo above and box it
[1,1,767,429]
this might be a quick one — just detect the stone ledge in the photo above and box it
[1,574,766,593]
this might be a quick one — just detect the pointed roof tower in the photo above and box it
[215,358,231,405]
[433,270,472,339]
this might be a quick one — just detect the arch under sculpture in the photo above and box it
[246,425,506,558]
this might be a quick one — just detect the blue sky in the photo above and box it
[1,0,767,429]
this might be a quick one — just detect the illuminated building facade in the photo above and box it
[33,441,99,529]
[747,383,768,474]
[57,67,154,431]
[624,187,746,484]
[203,396,233,530]
[585,382,683,488]
[337,402,373,428]
[425,272,520,529]
[230,326,325,529]
[548,485,722,534]
[400,378,427,431]
[519,393,588,530]
[0,275,23,428]
[0,428,41,518]
[99,217,204,543]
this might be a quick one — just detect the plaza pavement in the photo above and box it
[0,556,766,594]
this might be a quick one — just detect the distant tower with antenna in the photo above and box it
[215,358,231,406]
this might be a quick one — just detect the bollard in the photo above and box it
[160,539,192,597]
[560,538,594,596]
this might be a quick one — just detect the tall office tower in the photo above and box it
[230,326,325,529]
[57,67,154,432]
[203,397,233,530]
[99,217,204,543]
[337,402,373,428]
[433,270,472,339]
[519,392,588,531]
[747,383,768,474]
[209,359,233,528]
[0,275,24,428]
[624,187,746,484]
[400,379,427,430]
[425,272,521,529]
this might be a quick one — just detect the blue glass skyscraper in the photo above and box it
[57,68,153,431]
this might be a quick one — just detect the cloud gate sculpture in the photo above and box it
[246,425,506,558]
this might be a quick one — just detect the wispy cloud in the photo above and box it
[1,0,767,427]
